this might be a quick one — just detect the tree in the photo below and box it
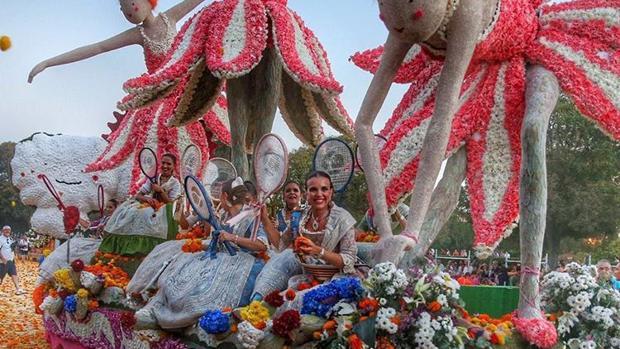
[0,142,35,233]
[544,97,620,266]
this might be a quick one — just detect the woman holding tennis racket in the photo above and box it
[99,154,182,259]
[128,178,270,329]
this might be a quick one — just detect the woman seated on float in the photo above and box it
[78,199,119,239]
[99,153,181,257]
[130,178,268,329]
[274,180,304,234]
[254,171,357,297]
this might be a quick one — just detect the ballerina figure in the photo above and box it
[353,1,619,347]
[28,0,231,194]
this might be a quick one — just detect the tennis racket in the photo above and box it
[312,138,355,194]
[181,144,202,179]
[184,175,236,259]
[251,133,289,240]
[139,147,158,184]
[355,134,388,172]
[204,157,237,201]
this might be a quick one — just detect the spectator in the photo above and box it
[596,259,614,287]
[610,261,620,290]
[496,264,509,286]
[0,226,26,295]
[16,235,30,261]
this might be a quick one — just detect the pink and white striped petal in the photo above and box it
[205,0,268,79]
[466,59,525,253]
[267,2,343,94]
[122,6,217,98]
[279,73,324,146]
[350,44,441,84]
[201,95,231,145]
[380,64,490,209]
[312,93,354,138]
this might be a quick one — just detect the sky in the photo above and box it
[0,0,409,150]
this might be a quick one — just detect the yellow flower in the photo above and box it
[486,324,497,332]
[239,301,270,328]
[0,36,11,51]
[53,268,76,292]
[77,288,89,298]
[42,249,52,257]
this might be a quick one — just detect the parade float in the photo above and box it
[9,0,620,348]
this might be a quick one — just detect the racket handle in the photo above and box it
[223,241,237,256]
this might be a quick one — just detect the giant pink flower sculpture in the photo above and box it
[352,0,620,255]
[119,0,353,176]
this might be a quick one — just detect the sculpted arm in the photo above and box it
[405,2,485,237]
[28,28,142,82]
[165,0,209,23]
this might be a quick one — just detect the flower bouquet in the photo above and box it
[541,262,620,349]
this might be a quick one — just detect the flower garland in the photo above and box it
[181,238,204,253]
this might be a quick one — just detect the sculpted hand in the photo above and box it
[28,62,47,83]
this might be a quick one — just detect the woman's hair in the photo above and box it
[162,153,177,165]
[149,0,158,9]
[222,179,248,206]
[244,180,257,198]
[109,199,119,208]
[305,171,333,189]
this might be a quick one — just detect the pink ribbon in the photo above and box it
[519,265,542,311]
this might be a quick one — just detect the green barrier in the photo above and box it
[459,285,519,318]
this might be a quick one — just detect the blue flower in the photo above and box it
[64,295,77,313]
[199,310,230,334]
[301,277,363,317]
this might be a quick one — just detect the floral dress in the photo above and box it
[127,207,268,329]
[99,175,181,256]
[85,13,230,195]
[253,205,357,297]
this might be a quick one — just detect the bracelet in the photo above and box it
[318,248,325,258]
[235,235,239,244]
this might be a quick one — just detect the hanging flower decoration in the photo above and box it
[0,35,11,51]
[351,0,620,256]
[71,259,85,273]
[53,268,77,292]
[199,310,231,334]
[119,0,353,149]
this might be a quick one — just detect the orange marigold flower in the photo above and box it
[348,334,364,349]
[427,301,442,312]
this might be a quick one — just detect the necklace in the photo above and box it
[310,209,329,231]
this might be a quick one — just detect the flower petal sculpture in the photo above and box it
[352,0,620,255]
[118,0,353,178]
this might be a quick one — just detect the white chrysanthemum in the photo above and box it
[237,321,265,349]
[437,294,448,306]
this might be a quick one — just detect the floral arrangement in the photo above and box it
[199,310,231,334]
[355,231,380,243]
[301,277,364,317]
[181,238,204,253]
[239,301,271,329]
[541,262,620,349]
[176,224,210,240]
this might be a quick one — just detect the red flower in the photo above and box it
[71,259,85,273]
[348,334,364,349]
[285,288,296,301]
[63,206,80,233]
[120,311,136,330]
[264,290,285,308]
[272,310,301,339]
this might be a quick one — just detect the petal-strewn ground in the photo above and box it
[0,260,49,348]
